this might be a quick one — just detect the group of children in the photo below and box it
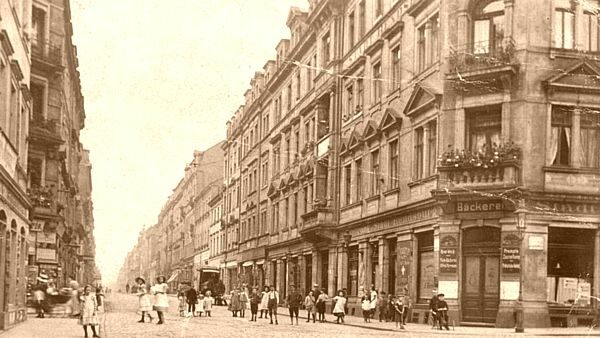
[360,291,411,329]
[177,290,215,317]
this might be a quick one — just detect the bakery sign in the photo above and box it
[456,200,507,213]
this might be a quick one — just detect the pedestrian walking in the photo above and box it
[152,276,168,325]
[79,285,100,338]
[69,279,81,317]
[316,288,328,322]
[361,294,371,323]
[332,290,346,324]
[186,286,198,316]
[304,290,316,323]
[33,281,46,318]
[135,277,153,323]
[204,290,214,317]
[228,289,241,317]
[267,285,279,325]
[369,285,378,319]
[259,285,269,319]
[377,291,388,322]
[239,286,249,318]
[249,287,260,321]
[286,284,302,325]
[402,291,411,325]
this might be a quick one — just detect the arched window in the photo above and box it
[473,0,505,55]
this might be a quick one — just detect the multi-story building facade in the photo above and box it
[0,0,33,330]
[219,0,600,329]
[26,0,93,294]
[77,149,97,285]
[207,192,224,271]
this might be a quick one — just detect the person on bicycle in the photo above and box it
[434,293,450,330]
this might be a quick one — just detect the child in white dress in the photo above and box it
[196,294,205,317]
[204,291,214,317]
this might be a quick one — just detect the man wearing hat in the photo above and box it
[434,293,450,330]
[135,277,153,323]
[286,284,302,325]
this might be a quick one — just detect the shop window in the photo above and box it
[371,242,379,289]
[355,158,363,201]
[391,46,401,90]
[554,0,575,49]
[466,105,502,155]
[547,228,594,306]
[417,231,434,301]
[372,62,382,103]
[347,245,359,296]
[550,107,571,166]
[473,0,504,55]
[580,110,600,168]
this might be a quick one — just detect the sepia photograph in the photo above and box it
[0,0,600,337]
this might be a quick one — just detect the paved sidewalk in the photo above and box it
[276,308,600,337]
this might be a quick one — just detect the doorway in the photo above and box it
[462,226,500,323]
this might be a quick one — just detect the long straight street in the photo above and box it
[3,293,600,337]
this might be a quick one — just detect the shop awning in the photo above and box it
[256,259,265,265]
[242,261,254,267]
[200,268,220,274]
[225,261,238,268]
[166,271,179,283]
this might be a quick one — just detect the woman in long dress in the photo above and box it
[228,289,241,317]
[79,285,99,338]
[135,277,153,323]
[152,276,169,325]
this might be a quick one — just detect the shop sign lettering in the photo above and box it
[456,201,504,213]
[502,247,520,274]
[532,201,600,215]
[439,248,457,273]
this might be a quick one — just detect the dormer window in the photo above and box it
[473,0,504,55]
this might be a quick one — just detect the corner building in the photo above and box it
[223,0,600,328]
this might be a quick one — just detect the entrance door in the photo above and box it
[462,255,500,323]
[462,226,500,323]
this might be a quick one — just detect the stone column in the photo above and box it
[358,240,369,295]
[312,248,320,289]
[521,219,551,327]
[328,246,338,297]
[277,259,285,302]
[337,245,348,291]
[377,237,385,293]
[380,237,389,294]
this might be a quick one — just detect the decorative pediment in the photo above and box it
[339,137,349,154]
[347,129,364,150]
[342,55,367,76]
[544,60,600,93]
[267,183,279,198]
[278,178,287,190]
[286,7,307,28]
[363,120,380,141]
[403,83,441,119]
[379,108,402,132]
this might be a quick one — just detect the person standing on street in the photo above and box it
[69,279,81,318]
[152,276,169,325]
[79,285,100,338]
[402,290,411,325]
[186,286,198,316]
[239,286,249,318]
[304,290,316,323]
[369,285,378,319]
[435,294,450,330]
[33,280,47,318]
[267,285,279,325]
[135,277,153,323]
[259,285,269,319]
[377,291,387,322]
[204,290,214,317]
[249,287,260,321]
[332,290,347,324]
[228,289,241,317]
[361,294,371,323]
[286,284,302,325]
[316,288,328,323]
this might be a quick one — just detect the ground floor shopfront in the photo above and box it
[249,196,600,328]
[0,177,31,331]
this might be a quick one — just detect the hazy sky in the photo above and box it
[70,0,307,284]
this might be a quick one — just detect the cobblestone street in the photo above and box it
[3,294,600,337]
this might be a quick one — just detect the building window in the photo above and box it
[295,130,300,161]
[554,0,575,49]
[430,14,440,63]
[322,32,331,66]
[31,82,45,121]
[467,105,502,154]
[389,140,399,189]
[32,7,46,44]
[581,110,600,168]
[287,83,293,112]
[550,107,571,166]
[355,158,363,201]
[263,113,270,136]
[391,46,401,90]
[415,128,424,180]
[284,197,289,226]
[583,2,600,52]
[292,192,298,227]
[285,134,291,168]
[348,11,356,48]
[372,62,382,103]
[417,231,435,301]
[356,78,364,110]
[359,1,366,37]
[375,0,383,19]
[417,25,426,72]
[307,59,313,90]
[273,202,279,232]
[428,120,437,176]
[273,145,280,174]
[371,149,380,195]
[296,72,301,100]
[345,163,352,205]
[346,83,354,117]
[473,0,504,55]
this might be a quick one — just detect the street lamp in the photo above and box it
[343,231,352,248]
[514,199,527,333]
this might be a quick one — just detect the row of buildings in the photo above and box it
[0,0,98,332]
[120,0,600,328]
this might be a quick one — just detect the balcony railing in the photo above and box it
[28,186,54,209]
[448,38,516,74]
[31,39,62,67]
[437,142,521,189]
